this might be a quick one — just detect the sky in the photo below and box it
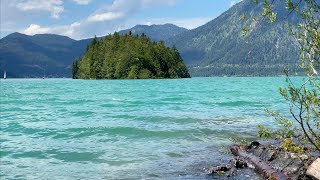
[0,0,243,40]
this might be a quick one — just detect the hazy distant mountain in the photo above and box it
[0,32,85,77]
[0,24,187,78]
[119,24,188,41]
[167,0,301,76]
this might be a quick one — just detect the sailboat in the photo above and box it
[3,71,6,79]
[42,69,46,79]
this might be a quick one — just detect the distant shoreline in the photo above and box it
[1,75,307,79]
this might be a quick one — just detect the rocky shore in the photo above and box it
[207,141,320,179]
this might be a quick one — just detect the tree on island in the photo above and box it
[72,32,190,79]
[243,0,319,152]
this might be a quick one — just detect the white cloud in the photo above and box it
[18,0,212,40]
[230,0,243,7]
[86,0,177,23]
[16,0,64,18]
[63,22,81,37]
[72,0,91,5]
[24,24,51,35]
[2,0,183,39]
[85,0,137,23]
[22,21,85,37]
[140,0,177,8]
[87,12,124,22]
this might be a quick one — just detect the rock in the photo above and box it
[251,146,265,157]
[248,141,260,149]
[290,153,298,159]
[306,158,320,180]
[226,167,237,177]
[271,151,305,176]
[269,152,292,171]
[231,141,316,179]
[285,165,300,175]
[299,154,309,161]
[234,158,247,168]
[263,149,277,161]
[230,145,290,180]
[289,153,308,160]
[207,165,232,174]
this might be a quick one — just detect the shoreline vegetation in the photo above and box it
[211,0,320,179]
[1,74,308,79]
[72,32,190,80]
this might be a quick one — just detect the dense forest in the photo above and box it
[72,32,190,79]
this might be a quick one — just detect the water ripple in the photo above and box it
[0,77,290,179]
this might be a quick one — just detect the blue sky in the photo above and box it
[0,0,242,40]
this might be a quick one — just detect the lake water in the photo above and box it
[0,77,291,179]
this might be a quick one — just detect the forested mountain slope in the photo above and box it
[167,0,301,76]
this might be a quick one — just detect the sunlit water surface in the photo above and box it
[0,77,293,179]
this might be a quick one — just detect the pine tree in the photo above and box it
[72,32,190,79]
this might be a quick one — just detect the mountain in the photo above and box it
[119,24,188,41]
[0,33,87,77]
[0,1,303,78]
[167,0,301,76]
[0,24,187,78]
[73,33,190,79]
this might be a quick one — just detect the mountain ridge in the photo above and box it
[0,0,302,77]
[118,23,188,41]
[0,24,187,77]
[167,0,301,76]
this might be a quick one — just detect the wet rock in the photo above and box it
[206,165,232,174]
[230,144,290,180]
[234,158,247,168]
[251,146,265,157]
[306,158,320,180]
[226,167,237,177]
[230,141,317,179]
[285,164,301,175]
[248,141,260,149]
[269,151,292,171]
[299,154,309,161]
[290,153,309,161]
[261,148,277,161]
[310,151,320,158]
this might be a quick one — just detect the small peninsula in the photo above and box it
[72,32,190,79]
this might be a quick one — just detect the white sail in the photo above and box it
[4,71,6,79]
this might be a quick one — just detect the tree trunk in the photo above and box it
[230,145,290,180]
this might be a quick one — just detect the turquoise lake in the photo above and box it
[0,77,293,179]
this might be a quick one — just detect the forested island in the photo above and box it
[72,32,190,79]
